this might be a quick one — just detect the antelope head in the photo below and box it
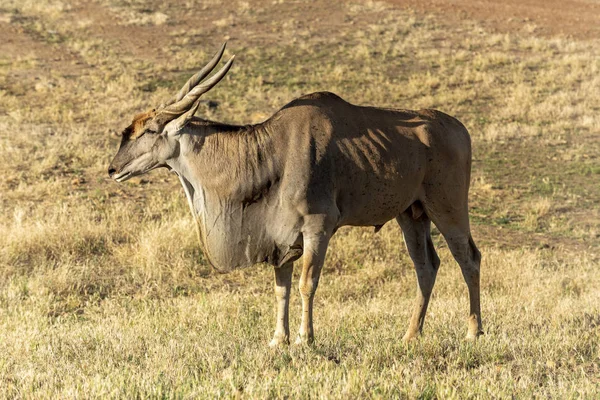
[108,43,234,182]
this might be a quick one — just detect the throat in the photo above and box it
[175,172,210,260]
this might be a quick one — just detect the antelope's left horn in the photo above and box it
[161,55,235,116]
[168,42,228,105]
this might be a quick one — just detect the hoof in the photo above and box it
[269,336,289,347]
[402,335,416,343]
[402,330,420,343]
[465,330,484,341]
[294,335,313,346]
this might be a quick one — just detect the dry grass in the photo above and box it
[0,0,599,397]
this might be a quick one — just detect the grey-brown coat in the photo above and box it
[108,44,483,345]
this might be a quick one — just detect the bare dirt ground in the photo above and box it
[384,0,600,39]
[3,0,597,67]
[2,0,597,116]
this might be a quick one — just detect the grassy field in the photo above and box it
[1,0,599,397]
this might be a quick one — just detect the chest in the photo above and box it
[178,175,302,270]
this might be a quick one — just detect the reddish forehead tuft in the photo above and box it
[126,110,157,140]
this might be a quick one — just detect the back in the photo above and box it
[264,91,471,227]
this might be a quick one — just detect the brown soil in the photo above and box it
[2,0,596,77]
[383,0,600,40]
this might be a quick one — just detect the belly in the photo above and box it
[336,173,422,226]
[333,138,426,226]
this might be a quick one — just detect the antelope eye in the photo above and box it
[146,129,158,134]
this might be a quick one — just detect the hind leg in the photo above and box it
[397,210,441,342]
[428,209,483,340]
[449,233,483,340]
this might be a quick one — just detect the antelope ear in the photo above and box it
[163,100,202,136]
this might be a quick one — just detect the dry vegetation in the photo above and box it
[0,0,599,398]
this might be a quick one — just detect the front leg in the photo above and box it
[269,262,293,347]
[296,225,332,345]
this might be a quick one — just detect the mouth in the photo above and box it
[112,163,161,183]
[113,171,133,182]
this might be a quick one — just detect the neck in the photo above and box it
[166,118,284,272]
[172,119,278,200]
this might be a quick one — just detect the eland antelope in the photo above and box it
[108,43,483,345]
